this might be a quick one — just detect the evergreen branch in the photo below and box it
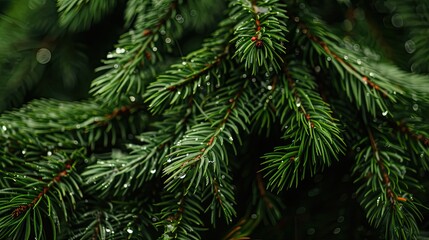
[262,61,345,191]
[145,18,234,114]
[353,125,425,239]
[291,12,429,116]
[82,105,191,198]
[202,170,237,225]
[230,0,288,74]
[250,74,280,135]
[0,150,83,239]
[386,0,429,72]
[0,99,146,150]
[391,118,429,171]
[56,0,116,32]
[156,192,205,240]
[163,75,250,192]
[90,0,181,103]
[68,199,155,240]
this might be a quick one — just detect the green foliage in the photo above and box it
[57,0,117,32]
[230,0,288,74]
[1,0,429,240]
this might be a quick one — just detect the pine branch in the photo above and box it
[90,0,182,104]
[353,124,425,239]
[156,192,205,240]
[230,0,288,74]
[56,0,116,32]
[145,18,235,114]
[82,105,192,198]
[262,60,345,191]
[290,10,429,116]
[0,99,145,150]
[0,150,84,239]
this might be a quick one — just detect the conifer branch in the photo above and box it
[157,192,204,240]
[263,61,345,190]
[145,18,235,114]
[230,0,288,74]
[90,0,182,103]
[353,124,424,239]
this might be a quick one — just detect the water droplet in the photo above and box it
[377,196,381,206]
[182,61,187,65]
[152,46,158,52]
[167,158,172,163]
[152,217,158,222]
[165,38,172,44]
[229,136,233,141]
[333,228,341,234]
[337,216,345,223]
[47,151,52,156]
[107,53,113,58]
[369,72,375,77]
[106,229,111,233]
[127,228,133,234]
[356,59,362,65]
[123,183,129,188]
[412,104,418,111]
[267,85,273,90]
[242,74,247,78]
[177,91,181,95]
[166,224,174,231]
[382,110,388,116]
[22,149,26,155]
[251,213,257,219]
[344,55,349,60]
[115,48,126,54]
[307,228,316,235]
[114,64,119,69]
[1,125,6,131]
[296,98,301,107]
[179,173,186,179]
[356,147,361,152]
[391,14,403,27]
[36,48,51,64]
[327,57,332,61]
[251,78,256,82]
[206,82,211,86]
[405,40,416,54]
[314,66,321,73]
[150,169,157,174]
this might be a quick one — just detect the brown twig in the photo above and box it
[367,129,396,205]
[11,162,73,218]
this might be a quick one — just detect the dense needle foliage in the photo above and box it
[0,0,429,239]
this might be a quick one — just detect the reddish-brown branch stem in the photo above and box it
[395,122,429,147]
[367,129,396,205]
[296,21,388,97]
[11,162,72,218]
[256,173,273,209]
[167,50,229,92]
[180,82,247,169]
[284,66,315,128]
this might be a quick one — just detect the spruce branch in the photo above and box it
[230,0,288,74]
[290,11,429,116]
[0,99,146,150]
[0,150,83,239]
[90,0,182,104]
[56,0,116,32]
[82,105,192,198]
[353,125,425,239]
[156,192,205,240]
[145,18,235,114]
[262,61,345,191]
